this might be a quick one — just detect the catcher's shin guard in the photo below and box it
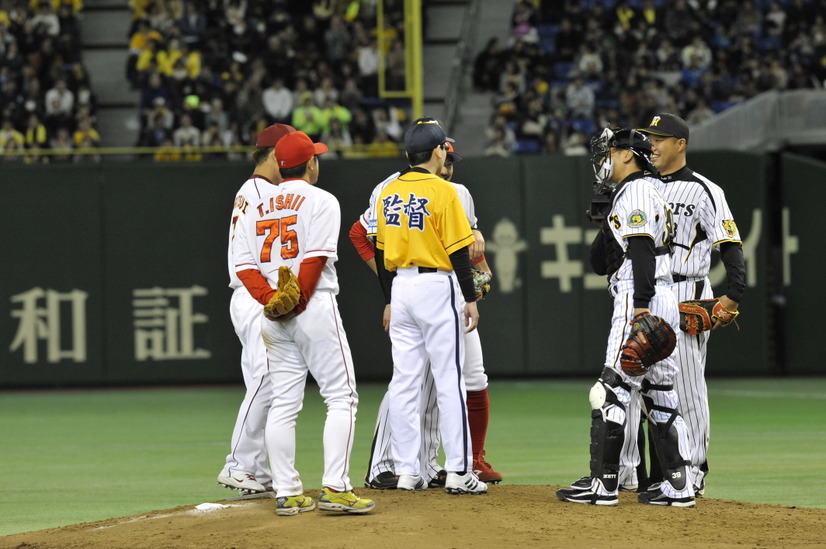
[587,369,628,492]
[641,384,689,491]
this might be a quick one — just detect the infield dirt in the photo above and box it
[2,485,824,548]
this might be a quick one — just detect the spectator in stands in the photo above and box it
[484,126,511,157]
[366,128,398,158]
[73,135,101,162]
[575,42,603,80]
[313,76,338,108]
[44,78,74,130]
[565,76,594,120]
[290,91,325,140]
[55,3,80,60]
[320,98,352,132]
[140,72,172,118]
[153,136,182,161]
[173,112,200,147]
[655,38,681,71]
[541,129,561,154]
[338,76,363,112]
[372,106,401,142]
[24,112,48,150]
[139,111,173,148]
[681,36,712,70]
[486,113,515,153]
[473,37,503,93]
[179,1,207,46]
[321,116,352,158]
[357,37,378,96]
[734,0,763,39]
[562,130,588,156]
[30,1,60,38]
[261,77,293,124]
[204,96,229,135]
[73,115,100,147]
[349,106,375,144]
[0,116,24,148]
[49,125,73,162]
[324,14,351,63]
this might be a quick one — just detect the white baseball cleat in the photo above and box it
[397,474,427,491]
[445,472,487,495]
[217,473,266,494]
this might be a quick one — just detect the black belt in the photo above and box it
[418,267,438,273]
[672,274,689,282]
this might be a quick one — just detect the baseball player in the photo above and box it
[217,123,295,495]
[350,137,501,489]
[557,127,695,507]
[634,113,745,496]
[233,130,374,515]
[374,119,487,495]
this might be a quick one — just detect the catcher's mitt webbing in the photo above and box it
[620,312,677,376]
[263,266,300,320]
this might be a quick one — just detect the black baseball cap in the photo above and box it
[638,113,689,141]
[404,119,448,154]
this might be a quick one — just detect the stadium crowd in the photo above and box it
[477,0,826,156]
[2,0,825,162]
[127,0,411,160]
[0,0,96,162]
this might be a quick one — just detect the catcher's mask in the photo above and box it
[590,128,658,195]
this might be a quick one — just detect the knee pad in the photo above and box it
[587,369,629,492]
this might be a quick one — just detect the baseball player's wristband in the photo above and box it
[471,254,486,265]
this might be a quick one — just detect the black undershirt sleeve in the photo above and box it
[449,246,477,303]
[374,247,396,304]
[627,235,656,309]
[719,241,745,303]
[590,230,608,276]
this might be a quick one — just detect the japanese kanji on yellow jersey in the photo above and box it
[375,170,474,271]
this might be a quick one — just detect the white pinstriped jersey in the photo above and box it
[234,178,341,294]
[227,175,278,290]
[606,175,674,285]
[361,171,478,236]
[653,167,741,278]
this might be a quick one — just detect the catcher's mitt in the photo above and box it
[620,312,677,376]
[678,299,739,335]
[263,266,301,321]
[472,269,492,301]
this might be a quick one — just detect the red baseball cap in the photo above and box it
[275,131,328,169]
[256,123,296,147]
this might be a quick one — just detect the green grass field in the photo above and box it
[1,377,824,536]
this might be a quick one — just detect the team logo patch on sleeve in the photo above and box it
[722,219,738,238]
[628,210,647,227]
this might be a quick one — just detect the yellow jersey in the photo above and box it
[375,168,474,271]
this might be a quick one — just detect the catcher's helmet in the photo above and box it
[591,128,658,194]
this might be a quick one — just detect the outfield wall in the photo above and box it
[0,153,814,387]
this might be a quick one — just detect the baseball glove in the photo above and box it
[678,299,739,335]
[620,312,677,376]
[472,269,492,301]
[263,266,301,321]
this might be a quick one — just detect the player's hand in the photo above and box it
[713,296,739,330]
[469,230,485,260]
[464,301,479,333]
[382,304,391,333]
